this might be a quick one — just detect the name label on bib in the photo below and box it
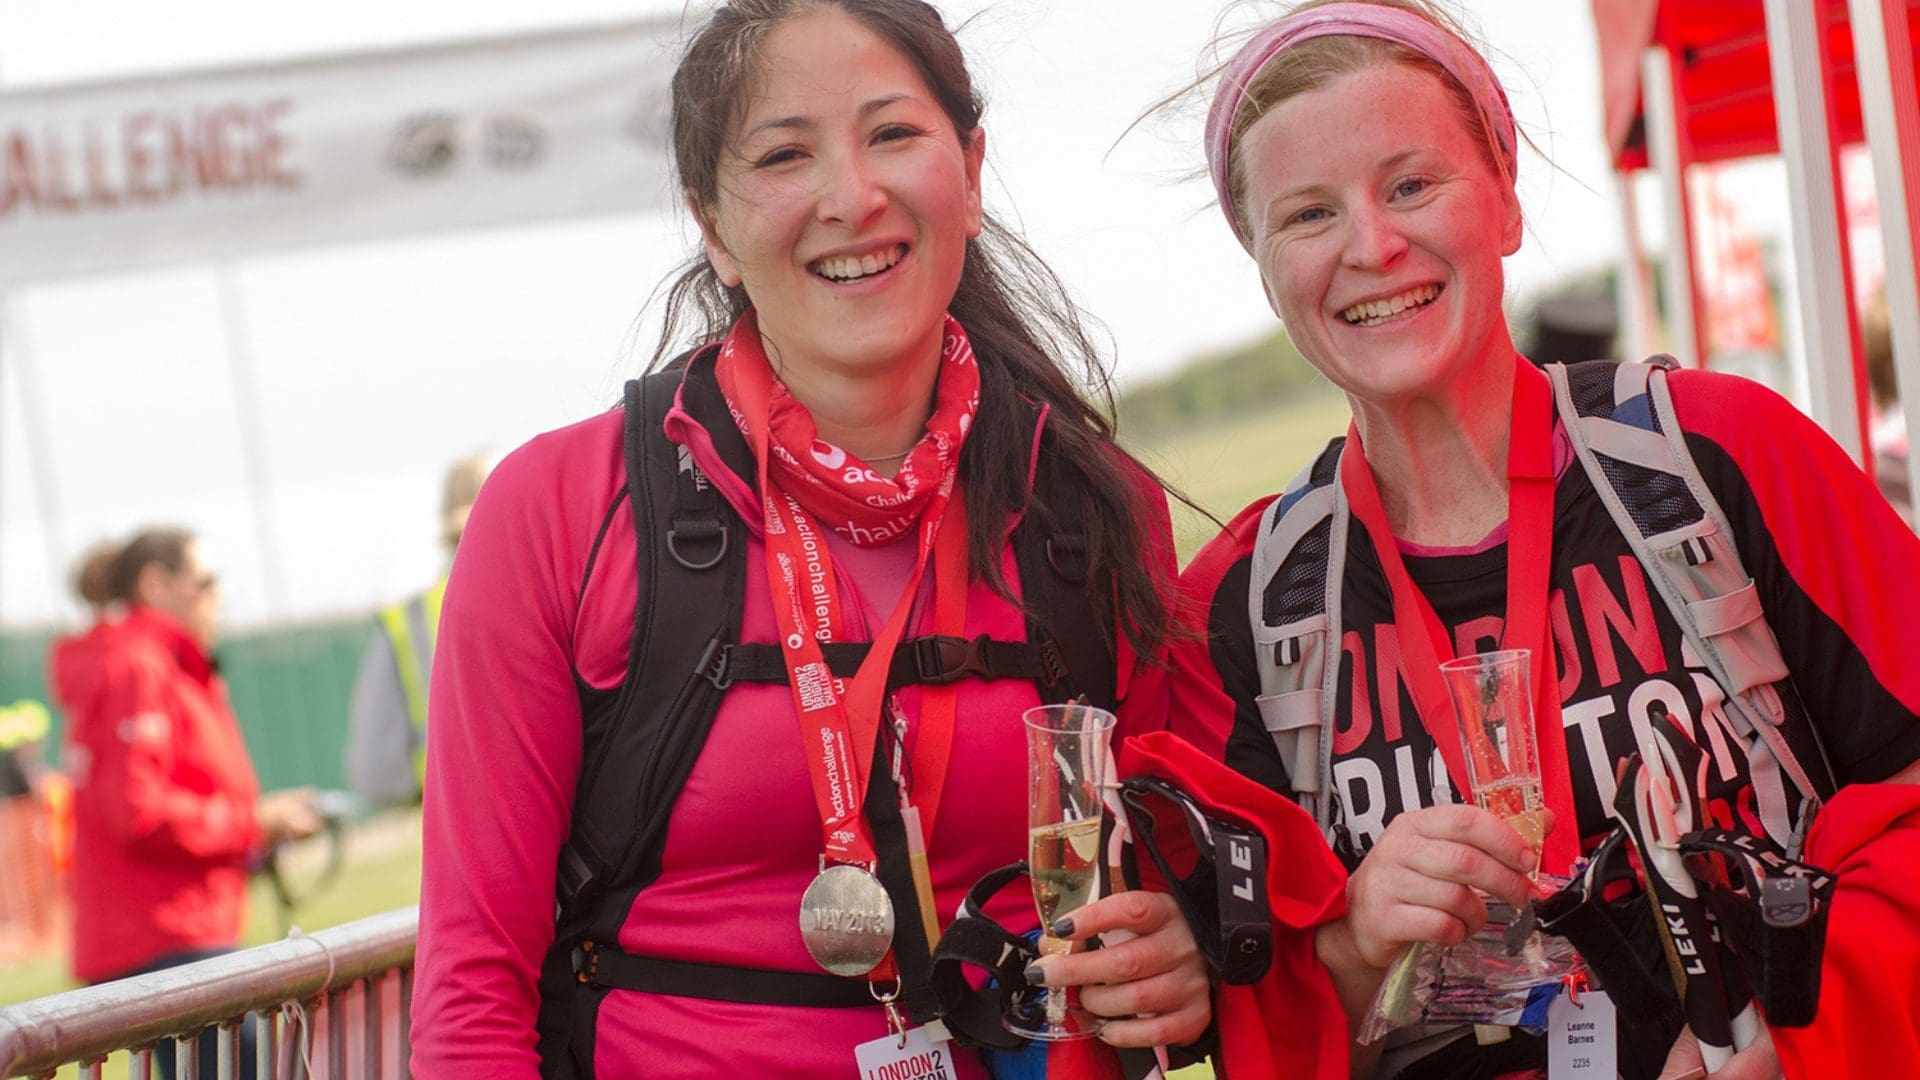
[1548,988,1618,1079]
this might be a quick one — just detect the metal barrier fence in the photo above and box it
[0,907,415,1080]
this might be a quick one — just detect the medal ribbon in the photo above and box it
[722,317,971,886]
[1339,355,1578,873]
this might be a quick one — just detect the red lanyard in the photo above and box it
[1340,356,1578,873]
[728,355,968,872]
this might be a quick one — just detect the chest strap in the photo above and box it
[570,943,877,1008]
[698,633,1067,691]
[568,721,942,1022]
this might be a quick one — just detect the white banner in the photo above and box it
[0,19,681,286]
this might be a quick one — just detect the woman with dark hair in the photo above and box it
[411,2,1207,1075]
[50,528,319,1080]
[1172,1,1920,1077]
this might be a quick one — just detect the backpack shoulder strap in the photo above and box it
[557,345,746,925]
[542,346,747,1074]
[1548,358,1837,846]
[1247,436,1348,834]
[1012,414,1118,711]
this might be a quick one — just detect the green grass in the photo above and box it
[1125,390,1354,564]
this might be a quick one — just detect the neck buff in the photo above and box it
[713,310,981,546]
[1204,1,1517,247]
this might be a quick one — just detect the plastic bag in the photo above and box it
[1358,881,1578,1044]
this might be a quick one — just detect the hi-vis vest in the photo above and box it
[0,700,49,752]
[1248,359,1838,856]
[378,576,447,785]
[0,700,50,798]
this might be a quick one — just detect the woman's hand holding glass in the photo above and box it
[1334,803,1547,973]
[1009,704,1213,1047]
[1029,889,1213,1048]
[1006,703,1113,1041]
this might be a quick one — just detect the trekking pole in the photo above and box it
[1612,728,1759,1071]
[1641,724,1763,1052]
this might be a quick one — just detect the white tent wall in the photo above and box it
[0,212,685,627]
[0,15,687,627]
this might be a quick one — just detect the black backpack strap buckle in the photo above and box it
[887,635,1068,689]
[556,842,597,912]
[694,637,733,690]
[1036,640,1068,687]
[572,940,602,985]
[667,519,728,571]
[911,634,992,684]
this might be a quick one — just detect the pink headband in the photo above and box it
[1203,2,1517,246]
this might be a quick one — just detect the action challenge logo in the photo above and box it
[386,112,547,179]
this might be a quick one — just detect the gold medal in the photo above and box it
[799,862,895,976]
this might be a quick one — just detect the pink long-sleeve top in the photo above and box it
[411,386,1174,1077]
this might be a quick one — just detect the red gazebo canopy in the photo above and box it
[1596,0,1920,170]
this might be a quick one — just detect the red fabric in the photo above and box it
[49,607,262,982]
[713,310,980,545]
[1044,1039,1131,1079]
[1593,0,1920,169]
[1668,370,1920,724]
[1164,493,1281,766]
[1117,731,1350,1080]
[1772,783,1920,1079]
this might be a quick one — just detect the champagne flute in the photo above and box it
[1004,702,1115,1041]
[1438,648,1549,970]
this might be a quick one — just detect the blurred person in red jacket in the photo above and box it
[49,528,319,1079]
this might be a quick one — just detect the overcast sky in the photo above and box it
[0,0,1628,628]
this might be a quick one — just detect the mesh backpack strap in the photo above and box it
[1246,438,1348,834]
[1549,359,1837,849]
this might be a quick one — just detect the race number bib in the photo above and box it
[1548,988,1618,1079]
[854,1025,956,1080]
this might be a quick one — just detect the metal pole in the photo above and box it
[2,304,73,607]
[1762,0,1868,464]
[0,52,8,623]
[1641,45,1701,369]
[0,294,8,623]
[0,61,68,624]
[215,263,292,618]
[1615,172,1658,361]
[1849,0,1920,512]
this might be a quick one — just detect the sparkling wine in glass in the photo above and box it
[1439,648,1550,968]
[1030,816,1101,930]
[1005,702,1115,1042]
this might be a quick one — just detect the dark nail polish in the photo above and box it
[1023,963,1047,987]
[1050,917,1075,938]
